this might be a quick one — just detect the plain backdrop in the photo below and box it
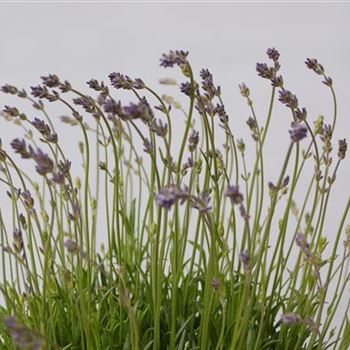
[0,2,349,317]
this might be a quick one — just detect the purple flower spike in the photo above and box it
[159,50,189,68]
[278,90,298,110]
[256,63,274,80]
[156,186,188,209]
[338,139,347,160]
[289,124,308,142]
[188,129,199,152]
[226,185,244,205]
[180,81,192,96]
[266,47,280,62]
[239,250,250,273]
[41,74,60,88]
[124,97,154,122]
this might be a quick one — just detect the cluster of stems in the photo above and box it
[0,48,349,350]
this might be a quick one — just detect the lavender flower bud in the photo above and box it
[237,139,245,153]
[103,98,123,117]
[150,119,168,138]
[87,79,101,90]
[3,105,19,117]
[86,79,109,96]
[11,139,31,159]
[271,75,284,88]
[64,238,79,253]
[159,50,189,68]
[239,204,250,221]
[21,190,34,209]
[246,117,257,131]
[73,96,96,115]
[13,228,24,253]
[41,74,60,88]
[124,97,154,122]
[278,90,298,110]
[239,250,250,273]
[109,72,134,90]
[295,233,310,252]
[133,78,145,89]
[0,144,6,162]
[289,123,308,142]
[30,147,54,176]
[338,139,347,159]
[280,313,301,325]
[322,76,333,87]
[215,104,229,124]
[52,172,65,185]
[188,129,199,152]
[305,58,324,75]
[17,89,27,98]
[182,157,195,172]
[143,138,153,153]
[59,80,71,93]
[191,191,212,214]
[1,84,18,95]
[226,185,244,205]
[180,81,192,96]
[239,83,250,98]
[266,47,280,62]
[31,118,57,143]
[58,159,71,176]
[31,85,49,99]
[256,63,274,80]
[295,107,307,122]
[156,186,188,209]
[200,68,219,99]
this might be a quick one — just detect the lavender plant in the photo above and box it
[0,48,349,350]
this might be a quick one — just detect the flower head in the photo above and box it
[215,104,229,124]
[180,81,192,96]
[143,138,153,153]
[11,139,31,159]
[289,123,308,142]
[156,186,188,209]
[279,90,298,110]
[1,84,18,95]
[159,50,188,68]
[266,47,280,62]
[200,68,219,99]
[29,147,54,176]
[41,74,60,88]
[239,250,250,273]
[103,98,123,117]
[64,238,79,253]
[305,58,324,75]
[13,228,24,253]
[124,97,154,122]
[191,191,212,214]
[338,139,347,159]
[256,63,274,80]
[30,85,49,99]
[226,185,244,205]
[188,129,199,152]
[108,72,144,90]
